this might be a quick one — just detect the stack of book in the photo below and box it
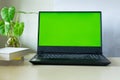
[0,47,29,65]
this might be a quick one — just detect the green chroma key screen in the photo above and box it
[39,12,101,47]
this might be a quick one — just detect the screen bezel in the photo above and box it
[37,11,102,54]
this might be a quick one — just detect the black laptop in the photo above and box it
[30,11,111,66]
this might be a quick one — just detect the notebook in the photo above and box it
[30,11,111,66]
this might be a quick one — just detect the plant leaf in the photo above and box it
[0,20,5,35]
[4,22,10,35]
[8,6,15,21]
[14,22,24,37]
[1,7,10,22]
[0,20,4,25]
[19,22,24,36]
[0,20,10,36]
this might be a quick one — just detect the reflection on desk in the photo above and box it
[0,53,120,80]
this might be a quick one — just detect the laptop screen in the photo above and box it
[38,12,101,47]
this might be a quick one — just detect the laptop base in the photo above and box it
[30,54,111,66]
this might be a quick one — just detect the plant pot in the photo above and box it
[5,36,20,47]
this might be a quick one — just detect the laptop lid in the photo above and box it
[38,11,102,54]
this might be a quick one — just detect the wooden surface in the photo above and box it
[0,53,120,80]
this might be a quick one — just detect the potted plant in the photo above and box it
[0,6,24,47]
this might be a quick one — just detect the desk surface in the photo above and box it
[0,54,120,80]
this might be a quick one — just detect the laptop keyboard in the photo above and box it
[39,53,104,60]
[31,52,111,66]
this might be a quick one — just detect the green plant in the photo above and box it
[0,6,24,47]
[0,6,24,37]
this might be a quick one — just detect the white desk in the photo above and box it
[0,54,120,80]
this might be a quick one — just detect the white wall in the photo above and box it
[1,0,120,56]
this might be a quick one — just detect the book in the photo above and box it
[0,47,29,60]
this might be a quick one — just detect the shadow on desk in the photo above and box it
[0,53,120,67]
[0,57,25,66]
[108,57,120,67]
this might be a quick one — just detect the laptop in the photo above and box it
[30,11,111,66]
